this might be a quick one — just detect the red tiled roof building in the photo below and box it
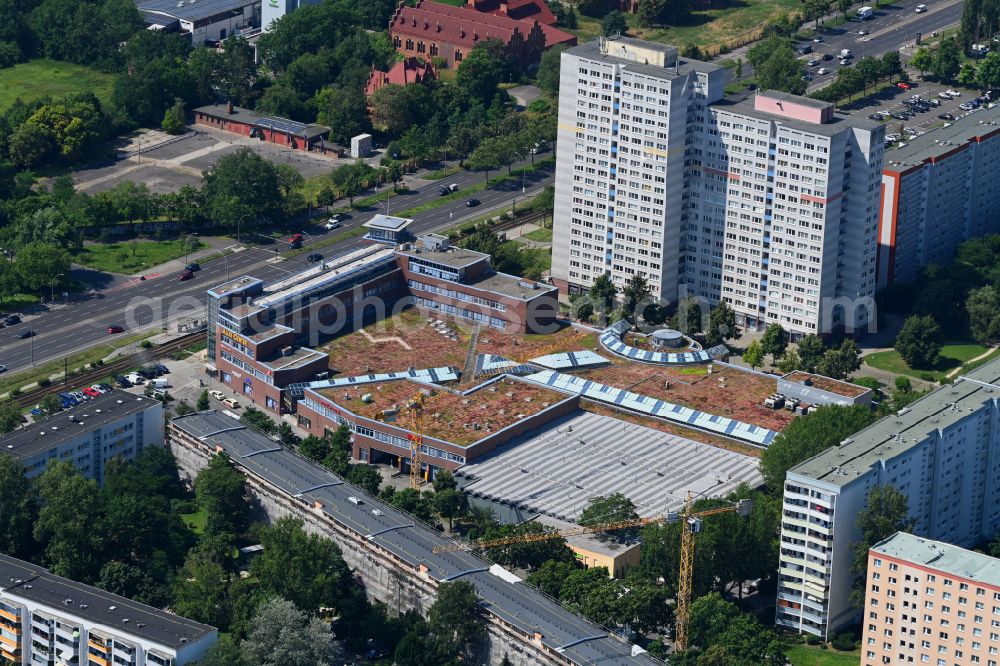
[389,0,576,70]
[465,0,557,25]
[365,57,437,97]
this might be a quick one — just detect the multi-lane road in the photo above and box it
[802,0,964,91]
[0,160,555,374]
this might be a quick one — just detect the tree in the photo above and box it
[588,273,618,321]
[479,521,575,570]
[850,484,914,606]
[433,489,464,530]
[760,323,788,362]
[429,581,484,656]
[687,593,741,649]
[466,137,505,183]
[933,38,962,81]
[743,340,764,370]
[676,296,703,336]
[816,338,862,380]
[895,315,944,367]
[911,46,934,78]
[197,390,211,411]
[880,50,903,81]
[195,453,251,538]
[162,98,186,135]
[760,405,876,491]
[0,402,21,434]
[577,0,615,18]
[967,286,1000,343]
[526,560,579,597]
[15,242,70,291]
[433,469,458,493]
[347,464,382,495]
[202,148,285,229]
[837,0,853,18]
[456,39,509,105]
[755,43,807,94]
[241,598,337,666]
[803,0,831,28]
[706,302,740,346]
[621,274,653,318]
[959,61,979,86]
[602,10,628,36]
[978,51,1000,89]
[579,493,639,541]
[173,549,237,629]
[0,455,36,559]
[252,516,364,617]
[33,460,102,581]
[536,45,567,96]
[796,334,826,373]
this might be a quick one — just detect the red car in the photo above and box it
[178,270,194,281]
[897,82,912,90]
[82,387,100,398]
[107,325,124,334]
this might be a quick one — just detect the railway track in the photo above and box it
[9,331,205,409]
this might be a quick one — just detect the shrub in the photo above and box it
[831,632,856,651]
[140,340,153,349]
[805,634,822,645]
[920,372,934,382]
[10,388,20,396]
[38,378,51,388]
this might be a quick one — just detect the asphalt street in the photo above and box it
[801,0,964,92]
[0,159,555,374]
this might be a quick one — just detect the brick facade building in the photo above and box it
[193,103,331,152]
[389,0,574,70]
[365,57,437,97]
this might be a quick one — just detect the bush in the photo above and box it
[805,634,822,645]
[10,388,20,397]
[38,378,52,388]
[920,372,935,382]
[894,376,913,392]
[140,340,153,349]
[831,632,856,651]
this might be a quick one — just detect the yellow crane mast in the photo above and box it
[405,392,425,490]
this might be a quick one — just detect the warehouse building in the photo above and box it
[0,554,216,665]
[456,411,762,522]
[193,103,331,152]
[877,104,1000,287]
[137,0,259,44]
[775,356,1000,640]
[862,532,1000,666]
[0,392,163,485]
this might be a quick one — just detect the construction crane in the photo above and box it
[431,493,752,651]
[404,392,425,489]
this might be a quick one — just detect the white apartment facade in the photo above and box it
[551,37,884,338]
[0,554,216,665]
[776,357,1000,639]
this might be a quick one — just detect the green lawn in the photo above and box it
[865,342,993,382]
[625,0,801,54]
[0,59,117,110]
[181,508,208,535]
[0,293,40,314]
[73,239,204,274]
[785,644,860,666]
[421,165,464,181]
[523,226,553,242]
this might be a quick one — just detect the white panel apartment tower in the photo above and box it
[551,37,885,338]
[551,37,725,304]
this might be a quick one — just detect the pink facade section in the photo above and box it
[754,93,832,124]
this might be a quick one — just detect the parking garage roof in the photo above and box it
[170,410,658,665]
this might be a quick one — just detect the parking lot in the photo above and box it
[835,80,993,146]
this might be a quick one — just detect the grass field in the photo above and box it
[73,239,204,274]
[625,0,800,52]
[181,508,208,535]
[865,342,994,382]
[785,644,860,666]
[0,59,117,110]
[523,227,553,242]
[0,293,41,314]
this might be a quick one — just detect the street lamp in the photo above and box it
[183,233,199,266]
[236,213,253,249]
[50,273,64,305]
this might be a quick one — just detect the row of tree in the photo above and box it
[811,52,905,103]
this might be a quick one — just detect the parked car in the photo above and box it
[82,387,99,398]
[798,44,813,55]
[0,364,6,373]
[807,58,820,66]
[905,127,919,136]
[209,390,225,401]
[465,199,480,207]
[115,375,132,387]
[222,397,240,409]
[178,270,194,281]
[813,35,825,42]
[869,113,886,120]
[107,325,124,334]
[306,253,324,263]
[817,67,830,75]
[71,391,87,403]
[154,364,169,375]
[802,73,813,81]
[324,218,341,230]
[4,315,20,325]
[897,82,912,90]
[948,89,963,97]
[822,53,834,60]
[939,91,954,99]
[59,393,77,407]
[960,102,974,110]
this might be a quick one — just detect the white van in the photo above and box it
[915,3,927,12]
[348,496,362,505]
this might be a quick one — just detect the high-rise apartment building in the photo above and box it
[551,36,884,337]
[0,554,216,665]
[862,532,1000,666]
[775,357,1000,640]
[877,104,1000,288]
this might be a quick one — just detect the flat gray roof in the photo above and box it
[170,411,657,665]
[363,215,412,231]
[456,411,762,522]
[711,96,882,136]
[0,554,216,648]
[885,103,1000,169]
[468,271,557,300]
[398,246,488,270]
[0,391,159,461]
[790,357,1000,488]
[138,0,253,22]
[872,532,1000,588]
[566,39,721,80]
